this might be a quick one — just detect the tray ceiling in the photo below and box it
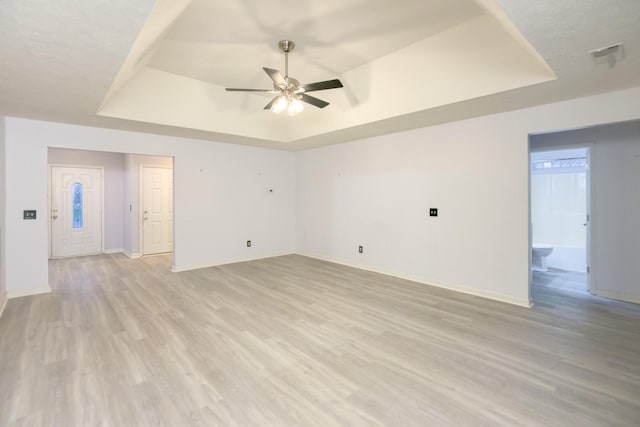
[1,0,639,150]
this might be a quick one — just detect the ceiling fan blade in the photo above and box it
[225,88,276,93]
[302,79,343,92]
[263,67,287,87]
[300,93,329,109]
[263,96,279,110]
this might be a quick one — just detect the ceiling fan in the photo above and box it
[225,40,343,115]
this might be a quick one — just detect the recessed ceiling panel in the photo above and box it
[148,0,484,86]
[98,0,556,143]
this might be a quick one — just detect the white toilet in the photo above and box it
[532,243,554,272]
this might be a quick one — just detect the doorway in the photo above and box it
[141,166,174,255]
[50,166,103,258]
[530,147,590,294]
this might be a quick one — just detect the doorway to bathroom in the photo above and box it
[530,147,590,295]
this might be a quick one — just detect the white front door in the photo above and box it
[142,167,173,255]
[51,166,103,257]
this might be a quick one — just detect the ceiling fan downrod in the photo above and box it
[279,40,295,80]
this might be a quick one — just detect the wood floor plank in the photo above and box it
[1,253,640,426]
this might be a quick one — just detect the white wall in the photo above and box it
[3,86,640,305]
[123,154,173,257]
[4,119,296,297]
[48,148,125,252]
[0,116,6,315]
[296,86,640,307]
[531,120,640,303]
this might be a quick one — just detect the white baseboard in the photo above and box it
[8,286,52,299]
[593,289,640,305]
[171,252,295,273]
[104,248,124,254]
[0,292,7,318]
[297,252,533,308]
[123,249,140,259]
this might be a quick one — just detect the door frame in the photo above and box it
[48,164,105,259]
[139,165,174,256]
[528,143,594,296]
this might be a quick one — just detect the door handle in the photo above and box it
[144,217,148,221]
[52,215,58,220]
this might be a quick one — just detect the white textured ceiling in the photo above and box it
[1,0,639,150]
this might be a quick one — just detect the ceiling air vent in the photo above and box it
[589,43,624,67]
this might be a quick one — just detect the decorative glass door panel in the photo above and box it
[50,167,102,257]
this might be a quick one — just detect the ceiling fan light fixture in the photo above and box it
[271,95,288,114]
[287,98,304,116]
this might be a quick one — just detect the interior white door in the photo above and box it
[51,166,102,257]
[142,167,174,255]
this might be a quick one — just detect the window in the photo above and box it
[72,183,83,228]
[531,157,587,174]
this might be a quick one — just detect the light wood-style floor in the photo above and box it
[533,268,589,294]
[1,254,639,426]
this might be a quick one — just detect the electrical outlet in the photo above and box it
[247,240,252,247]
[358,245,363,253]
[429,208,438,217]
[23,210,37,220]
